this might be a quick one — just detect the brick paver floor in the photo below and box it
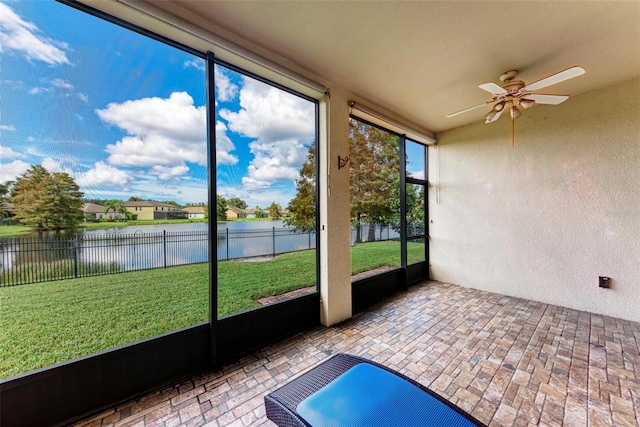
[74,281,640,427]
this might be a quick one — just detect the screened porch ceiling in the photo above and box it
[120,0,640,134]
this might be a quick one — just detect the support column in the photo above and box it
[318,90,352,326]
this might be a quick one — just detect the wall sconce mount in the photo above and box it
[338,155,350,170]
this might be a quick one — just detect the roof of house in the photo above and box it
[183,206,205,213]
[226,205,248,214]
[83,203,109,214]
[123,201,177,208]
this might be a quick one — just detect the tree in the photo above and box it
[349,118,400,243]
[11,165,84,228]
[285,146,316,231]
[254,206,264,219]
[389,182,425,235]
[103,199,128,220]
[268,202,282,219]
[47,172,85,227]
[216,194,227,221]
[0,181,12,217]
[128,196,143,201]
[83,198,111,206]
[11,165,51,228]
[226,197,247,209]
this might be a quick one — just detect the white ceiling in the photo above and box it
[146,1,639,133]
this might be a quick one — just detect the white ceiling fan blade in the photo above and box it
[478,82,507,95]
[525,94,570,105]
[446,102,490,118]
[524,66,585,92]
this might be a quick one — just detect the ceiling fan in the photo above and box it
[447,66,586,124]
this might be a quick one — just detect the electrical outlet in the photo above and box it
[599,276,611,289]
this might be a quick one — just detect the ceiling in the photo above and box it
[145,1,639,134]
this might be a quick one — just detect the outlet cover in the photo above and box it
[599,276,611,288]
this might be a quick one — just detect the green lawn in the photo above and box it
[0,225,32,238]
[0,240,425,378]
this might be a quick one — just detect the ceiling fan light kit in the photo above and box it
[519,98,535,110]
[447,66,586,146]
[510,105,522,119]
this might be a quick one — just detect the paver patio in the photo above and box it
[74,281,640,427]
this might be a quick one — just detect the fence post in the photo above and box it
[308,230,311,249]
[226,228,229,260]
[163,230,167,268]
[73,233,79,278]
[272,227,276,256]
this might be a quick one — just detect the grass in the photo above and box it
[0,225,31,238]
[1,260,123,285]
[0,264,210,379]
[0,240,425,379]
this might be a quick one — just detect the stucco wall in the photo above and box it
[319,91,353,326]
[429,79,640,322]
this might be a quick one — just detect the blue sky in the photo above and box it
[0,0,316,208]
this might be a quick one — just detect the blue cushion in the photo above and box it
[296,363,476,427]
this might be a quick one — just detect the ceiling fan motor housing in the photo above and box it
[501,80,525,93]
[499,70,519,83]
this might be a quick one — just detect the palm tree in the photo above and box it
[103,199,128,221]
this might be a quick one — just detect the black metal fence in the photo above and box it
[0,228,318,287]
[0,224,407,287]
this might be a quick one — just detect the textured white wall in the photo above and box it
[429,79,640,322]
[319,90,353,326]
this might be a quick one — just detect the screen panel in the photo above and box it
[0,1,209,379]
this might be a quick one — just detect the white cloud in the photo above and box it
[219,77,315,189]
[29,78,85,99]
[0,159,30,183]
[129,177,208,204]
[150,165,190,181]
[220,78,314,144]
[0,124,16,131]
[184,59,205,71]
[41,157,73,175]
[75,161,134,189]
[215,121,238,165]
[408,169,425,180]
[3,80,25,90]
[214,66,238,102]
[241,139,307,190]
[0,146,19,159]
[97,91,207,168]
[0,2,69,65]
[51,78,73,90]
